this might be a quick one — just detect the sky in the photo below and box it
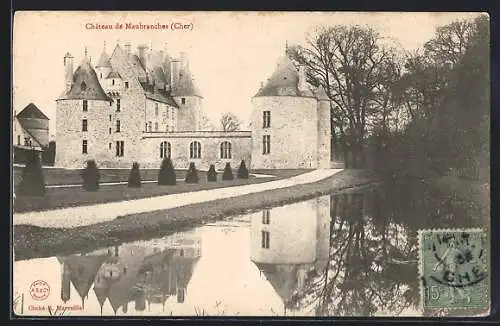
[13,11,483,135]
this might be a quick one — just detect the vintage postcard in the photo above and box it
[11,11,490,317]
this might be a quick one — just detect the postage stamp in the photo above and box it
[418,228,490,313]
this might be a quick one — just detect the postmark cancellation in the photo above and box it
[418,228,490,315]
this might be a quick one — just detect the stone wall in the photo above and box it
[55,99,116,168]
[139,131,252,170]
[251,96,319,169]
[175,96,201,132]
[144,99,178,132]
[316,99,331,168]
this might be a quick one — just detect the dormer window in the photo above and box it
[181,98,186,105]
[100,72,103,79]
[112,79,115,86]
[125,82,129,89]
[81,81,87,91]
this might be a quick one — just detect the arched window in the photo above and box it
[220,141,232,159]
[160,141,171,159]
[189,141,201,159]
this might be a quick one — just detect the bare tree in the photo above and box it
[220,112,242,132]
[287,25,402,168]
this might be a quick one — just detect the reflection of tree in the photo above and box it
[289,178,485,316]
[290,192,418,316]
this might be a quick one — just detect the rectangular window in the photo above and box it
[82,119,88,132]
[155,103,159,116]
[109,101,113,107]
[116,99,121,112]
[125,82,129,89]
[109,127,112,135]
[261,231,270,249]
[83,100,88,112]
[263,135,271,154]
[109,142,111,150]
[82,140,88,154]
[263,111,271,128]
[148,121,152,132]
[181,98,186,105]
[154,122,158,131]
[262,210,270,224]
[116,120,121,132]
[115,141,124,157]
[109,114,112,121]
[17,135,20,145]
[166,124,169,132]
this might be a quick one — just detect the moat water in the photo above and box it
[13,180,488,317]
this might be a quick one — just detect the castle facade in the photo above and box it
[55,42,332,170]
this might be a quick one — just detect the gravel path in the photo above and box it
[13,169,342,229]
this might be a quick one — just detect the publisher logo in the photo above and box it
[29,280,50,301]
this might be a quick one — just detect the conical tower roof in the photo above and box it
[254,56,313,97]
[67,254,108,305]
[58,54,112,101]
[16,103,49,120]
[96,50,112,68]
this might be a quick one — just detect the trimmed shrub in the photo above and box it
[82,160,100,191]
[237,160,249,179]
[207,164,217,182]
[128,162,142,188]
[185,162,199,184]
[158,158,176,185]
[17,150,45,196]
[222,163,234,181]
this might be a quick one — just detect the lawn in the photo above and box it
[13,168,310,213]
[13,169,379,260]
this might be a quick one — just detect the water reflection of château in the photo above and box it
[250,196,331,314]
[58,231,202,315]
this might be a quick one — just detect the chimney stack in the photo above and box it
[64,52,74,92]
[297,65,308,93]
[125,43,132,57]
[137,44,148,66]
[170,59,180,90]
[180,52,189,70]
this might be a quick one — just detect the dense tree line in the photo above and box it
[287,15,489,181]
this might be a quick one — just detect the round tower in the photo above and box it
[251,56,319,169]
[316,86,332,169]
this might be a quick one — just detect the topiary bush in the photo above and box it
[17,150,45,196]
[82,160,100,191]
[207,164,217,182]
[128,162,142,188]
[158,158,176,185]
[222,162,234,181]
[185,162,199,184]
[237,160,249,179]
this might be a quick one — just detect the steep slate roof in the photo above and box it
[106,71,121,79]
[140,82,179,108]
[96,51,112,68]
[171,66,202,98]
[58,57,112,101]
[254,56,313,98]
[16,103,50,120]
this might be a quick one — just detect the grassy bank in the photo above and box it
[13,169,377,260]
[13,166,311,186]
[13,169,309,213]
